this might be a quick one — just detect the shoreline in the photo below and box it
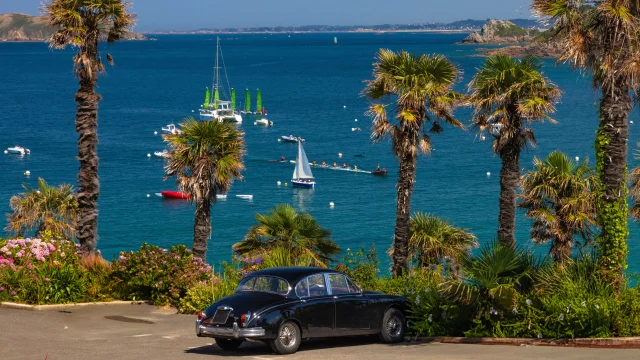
[142,29,476,35]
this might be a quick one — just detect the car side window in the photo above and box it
[295,278,309,298]
[307,274,328,297]
[328,274,350,295]
[346,277,360,294]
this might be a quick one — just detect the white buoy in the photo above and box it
[338,153,343,158]
[355,119,358,122]
[154,131,158,135]
[329,202,335,208]
[278,138,282,142]
[147,153,151,158]
[631,121,634,124]
[284,182,288,186]
[486,172,491,177]
[3,150,7,154]
[24,170,30,176]
[192,110,195,113]
[343,105,347,109]
[146,194,150,198]
[575,156,580,162]
[481,135,486,141]
[277,181,282,186]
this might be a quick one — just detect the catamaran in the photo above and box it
[291,140,315,188]
[199,37,243,123]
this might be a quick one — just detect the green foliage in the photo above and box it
[233,204,340,267]
[408,213,477,267]
[334,246,380,291]
[111,243,212,307]
[594,130,629,285]
[519,150,596,263]
[177,262,243,314]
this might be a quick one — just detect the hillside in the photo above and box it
[0,13,146,42]
[460,20,540,44]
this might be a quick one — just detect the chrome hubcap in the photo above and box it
[279,324,297,349]
[386,316,402,337]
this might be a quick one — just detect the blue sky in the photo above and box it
[2,0,535,32]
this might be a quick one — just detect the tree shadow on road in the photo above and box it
[186,336,424,357]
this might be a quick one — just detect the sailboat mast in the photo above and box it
[214,36,220,95]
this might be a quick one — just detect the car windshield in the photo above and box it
[236,276,290,295]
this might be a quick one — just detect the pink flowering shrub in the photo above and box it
[0,237,89,304]
[111,243,213,307]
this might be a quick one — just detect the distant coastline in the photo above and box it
[144,29,474,35]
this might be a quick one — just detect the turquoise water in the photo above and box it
[0,33,638,271]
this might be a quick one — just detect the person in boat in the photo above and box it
[354,165,358,170]
[312,160,317,165]
[321,161,327,167]
[333,162,337,167]
[281,156,286,162]
[342,163,350,169]
[377,164,381,171]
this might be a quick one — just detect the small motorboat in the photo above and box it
[216,194,227,199]
[355,153,365,158]
[236,194,253,200]
[154,150,169,158]
[161,124,181,135]
[160,191,189,199]
[254,119,273,126]
[5,146,30,155]
[281,135,304,143]
[371,169,388,176]
[352,127,361,132]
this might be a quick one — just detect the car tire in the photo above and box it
[269,321,301,355]
[214,338,243,351]
[378,308,406,343]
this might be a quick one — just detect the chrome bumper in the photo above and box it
[196,319,266,339]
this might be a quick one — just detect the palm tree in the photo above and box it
[519,151,596,264]
[232,204,340,268]
[364,49,464,275]
[45,0,136,254]
[164,118,245,259]
[407,213,478,267]
[444,240,537,313]
[532,0,640,286]
[467,55,561,246]
[6,178,78,239]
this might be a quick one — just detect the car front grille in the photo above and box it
[210,308,231,324]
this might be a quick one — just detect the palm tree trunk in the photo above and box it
[392,151,416,276]
[497,143,520,247]
[596,78,631,286]
[76,37,101,254]
[193,197,211,260]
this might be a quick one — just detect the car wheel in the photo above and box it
[269,321,301,355]
[214,338,243,351]
[378,308,406,343]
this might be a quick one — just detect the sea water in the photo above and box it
[0,33,638,272]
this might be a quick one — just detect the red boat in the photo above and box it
[160,191,189,199]
[371,169,388,176]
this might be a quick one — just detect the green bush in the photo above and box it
[334,246,380,291]
[111,243,212,307]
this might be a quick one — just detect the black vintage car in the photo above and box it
[195,267,408,354]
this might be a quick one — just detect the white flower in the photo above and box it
[595,304,600,309]
[566,305,571,313]
[489,307,498,315]
[512,307,518,315]
[415,295,420,304]
[581,301,586,307]
[526,299,533,306]
[428,314,433,323]
[558,313,565,321]
[537,333,543,339]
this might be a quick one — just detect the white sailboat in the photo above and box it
[199,37,242,123]
[291,140,315,188]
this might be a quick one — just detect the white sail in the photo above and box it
[293,141,314,179]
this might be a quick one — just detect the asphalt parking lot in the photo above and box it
[1,304,639,360]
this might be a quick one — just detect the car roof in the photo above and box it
[248,267,344,284]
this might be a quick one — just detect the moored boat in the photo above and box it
[154,150,169,158]
[281,135,304,143]
[160,191,189,199]
[371,169,388,176]
[5,146,30,155]
[162,124,181,135]
[254,118,273,126]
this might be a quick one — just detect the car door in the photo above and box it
[293,274,335,337]
[329,274,373,334]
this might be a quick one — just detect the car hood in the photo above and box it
[204,291,289,317]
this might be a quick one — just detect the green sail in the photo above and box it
[204,88,210,109]
[245,89,251,112]
[256,89,262,112]
[213,88,220,108]
[231,88,236,109]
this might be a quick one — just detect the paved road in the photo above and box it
[1,304,638,360]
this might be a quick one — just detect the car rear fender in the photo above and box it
[248,305,307,339]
